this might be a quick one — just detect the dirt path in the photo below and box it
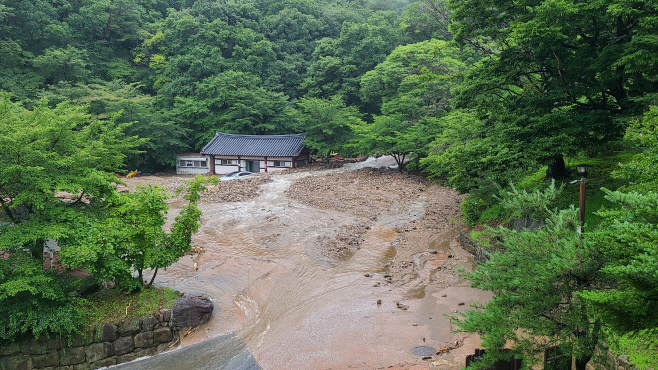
[126,157,491,370]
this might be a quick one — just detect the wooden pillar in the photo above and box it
[579,179,586,229]
[264,156,268,172]
[210,155,216,175]
[238,156,241,171]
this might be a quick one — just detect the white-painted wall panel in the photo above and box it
[176,167,209,175]
[215,165,239,174]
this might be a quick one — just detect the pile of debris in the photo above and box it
[200,175,272,203]
[317,217,375,259]
[287,167,432,217]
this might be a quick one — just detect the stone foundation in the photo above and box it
[587,342,640,370]
[0,310,178,370]
[458,229,492,263]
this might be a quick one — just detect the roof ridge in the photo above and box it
[215,132,304,139]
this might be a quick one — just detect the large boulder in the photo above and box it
[85,342,114,363]
[119,319,141,337]
[172,295,214,330]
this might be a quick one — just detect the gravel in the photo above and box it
[316,217,376,259]
[200,175,272,204]
[118,173,273,204]
[286,167,432,217]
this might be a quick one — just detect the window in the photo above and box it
[273,161,289,167]
[221,159,236,165]
[179,159,207,167]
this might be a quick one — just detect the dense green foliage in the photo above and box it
[1,0,422,168]
[0,96,214,341]
[581,108,658,334]
[456,108,658,370]
[446,0,658,178]
[2,0,658,365]
[457,205,602,370]
[0,93,137,340]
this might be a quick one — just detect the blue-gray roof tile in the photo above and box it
[201,132,305,157]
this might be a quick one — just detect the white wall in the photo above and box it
[176,155,209,174]
[215,165,239,174]
[177,167,209,175]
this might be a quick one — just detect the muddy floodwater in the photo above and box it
[132,157,491,369]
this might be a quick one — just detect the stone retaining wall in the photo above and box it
[458,229,492,263]
[0,310,178,370]
[588,343,640,370]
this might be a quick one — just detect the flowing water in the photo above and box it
[135,157,491,369]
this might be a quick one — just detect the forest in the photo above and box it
[1,0,657,368]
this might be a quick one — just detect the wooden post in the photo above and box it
[579,179,586,230]
[238,156,241,171]
[210,155,216,175]
[264,156,268,172]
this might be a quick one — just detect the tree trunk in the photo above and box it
[102,12,112,41]
[147,268,159,288]
[394,154,405,172]
[546,155,567,178]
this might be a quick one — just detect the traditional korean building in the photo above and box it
[200,132,309,175]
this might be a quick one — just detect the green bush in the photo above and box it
[604,329,658,370]
[517,166,548,191]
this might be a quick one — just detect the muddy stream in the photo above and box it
[133,157,492,370]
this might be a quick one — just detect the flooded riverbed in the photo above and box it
[135,157,491,369]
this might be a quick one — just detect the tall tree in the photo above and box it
[172,71,296,148]
[347,114,431,171]
[446,0,658,177]
[40,80,188,172]
[455,184,604,370]
[582,106,658,333]
[302,11,407,107]
[0,93,141,340]
[295,95,362,158]
[360,39,469,118]
[32,45,91,85]
[59,176,217,291]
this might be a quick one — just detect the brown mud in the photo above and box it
[123,157,492,370]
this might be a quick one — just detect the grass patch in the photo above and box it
[470,230,492,249]
[83,287,180,327]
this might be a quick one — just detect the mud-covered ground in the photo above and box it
[121,157,489,370]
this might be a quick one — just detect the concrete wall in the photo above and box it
[0,311,178,370]
[176,155,209,175]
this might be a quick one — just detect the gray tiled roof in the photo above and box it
[201,132,305,157]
